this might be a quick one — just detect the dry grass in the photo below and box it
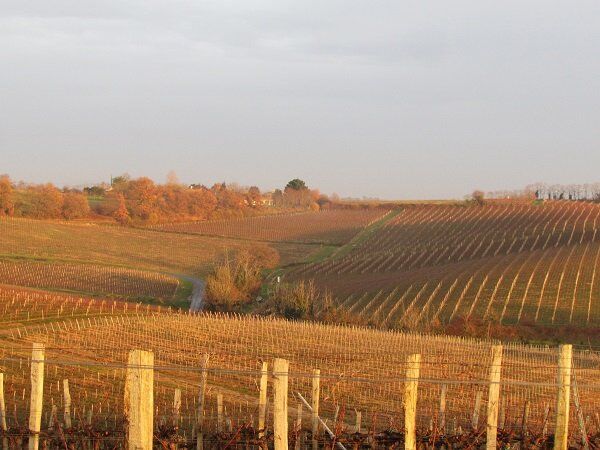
[0,217,280,276]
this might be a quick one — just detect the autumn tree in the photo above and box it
[0,175,14,216]
[272,189,284,207]
[187,186,218,219]
[247,186,261,206]
[113,193,130,224]
[28,184,64,219]
[123,177,159,222]
[111,174,130,188]
[472,190,485,206]
[62,192,91,219]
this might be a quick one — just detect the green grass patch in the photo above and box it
[302,245,339,264]
[331,208,403,260]
[171,278,195,309]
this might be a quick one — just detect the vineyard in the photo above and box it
[0,217,278,276]
[0,260,180,301]
[0,287,598,448]
[152,209,388,244]
[287,202,600,329]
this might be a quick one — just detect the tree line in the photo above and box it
[0,174,336,224]
[484,182,600,202]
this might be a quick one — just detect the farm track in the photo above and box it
[177,274,205,311]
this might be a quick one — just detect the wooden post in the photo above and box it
[258,361,268,438]
[216,393,223,432]
[0,374,6,432]
[173,389,181,427]
[196,354,209,450]
[486,345,503,450]
[125,349,154,450]
[404,354,421,450]
[295,402,303,450]
[311,369,320,450]
[554,344,572,450]
[0,373,8,450]
[439,384,447,433]
[355,410,362,434]
[63,379,72,429]
[521,400,530,437]
[472,391,483,430]
[48,404,57,429]
[273,358,289,450]
[29,343,45,450]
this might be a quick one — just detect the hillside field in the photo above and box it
[286,201,600,331]
[0,287,598,447]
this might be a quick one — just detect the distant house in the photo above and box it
[259,192,274,206]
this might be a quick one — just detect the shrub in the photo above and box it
[205,247,279,311]
[62,192,91,219]
[267,280,334,320]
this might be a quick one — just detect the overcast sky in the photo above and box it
[1,1,599,199]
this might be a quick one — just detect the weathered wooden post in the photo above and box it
[521,400,530,437]
[258,361,268,438]
[48,404,57,429]
[29,343,45,450]
[554,344,572,450]
[273,358,289,450]
[404,354,421,450]
[216,393,224,432]
[472,391,483,430]
[63,379,72,429]
[439,384,447,433]
[355,410,362,434]
[196,354,209,450]
[125,349,154,450]
[295,402,303,450]
[173,389,181,427]
[0,373,8,450]
[311,369,321,450]
[486,345,503,450]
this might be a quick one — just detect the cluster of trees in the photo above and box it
[485,183,600,202]
[0,173,334,224]
[0,175,90,220]
[269,178,330,210]
[526,183,600,201]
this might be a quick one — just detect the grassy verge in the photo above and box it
[170,278,194,309]
[330,208,402,260]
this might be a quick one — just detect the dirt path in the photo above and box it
[174,274,205,311]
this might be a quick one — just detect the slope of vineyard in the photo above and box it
[0,285,162,326]
[0,217,280,276]
[0,260,180,301]
[0,293,598,443]
[152,209,388,244]
[288,201,600,329]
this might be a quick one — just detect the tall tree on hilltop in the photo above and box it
[113,193,130,225]
[285,179,308,191]
[0,175,14,216]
